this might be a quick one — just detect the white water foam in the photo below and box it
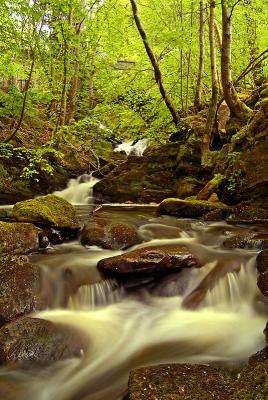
[53,174,99,205]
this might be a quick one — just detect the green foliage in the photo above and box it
[226,170,243,194]
[0,143,63,182]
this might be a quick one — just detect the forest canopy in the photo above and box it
[0,0,267,144]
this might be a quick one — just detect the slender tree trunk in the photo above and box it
[194,0,205,111]
[221,0,251,118]
[185,0,194,114]
[5,12,46,143]
[66,47,80,123]
[204,0,219,145]
[89,57,96,110]
[130,0,179,125]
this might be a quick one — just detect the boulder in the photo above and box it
[256,250,268,274]
[128,364,233,400]
[0,317,86,367]
[158,198,226,218]
[97,245,199,278]
[12,194,78,228]
[128,349,268,400]
[93,143,179,203]
[257,271,268,297]
[80,217,141,250]
[0,256,45,326]
[0,221,41,254]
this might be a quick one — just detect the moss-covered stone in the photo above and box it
[196,174,224,200]
[12,194,78,227]
[80,217,141,250]
[0,221,41,254]
[158,198,227,218]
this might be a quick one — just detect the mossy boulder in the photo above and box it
[0,221,41,254]
[80,216,141,250]
[128,364,233,400]
[158,198,227,218]
[0,317,86,368]
[12,194,78,227]
[0,255,46,326]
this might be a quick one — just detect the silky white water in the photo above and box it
[114,139,150,156]
[54,174,99,205]
[0,217,267,400]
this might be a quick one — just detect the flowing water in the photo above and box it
[53,174,99,205]
[114,139,150,156]
[0,212,267,400]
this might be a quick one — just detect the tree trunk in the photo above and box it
[194,0,205,111]
[205,0,219,137]
[221,0,251,118]
[130,0,179,125]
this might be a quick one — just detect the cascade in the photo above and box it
[0,214,266,400]
[114,138,150,156]
[53,174,99,205]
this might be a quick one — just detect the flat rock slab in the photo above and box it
[128,364,233,400]
[98,245,199,277]
[0,317,86,368]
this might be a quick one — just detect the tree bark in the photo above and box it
[205,0,219,137]
[221,0,251,118]
[130,0,179,125]
[194,0,205,111]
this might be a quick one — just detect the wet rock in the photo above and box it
[257,271,268,297]
[158,198,226,218]
[0,221,41,254]
[202,208,230,221]
[0,317,86,367]
[264,323,268,343]
[223,232,268,250]
[128,364,233,400]
[232,350,268,399]
[97,245,200,277]
[80,217,141,250]
[0,256,45,326]
[93,143,179,203]
[257,250,268,274]
[12,194,78,228]
[227,203,268,224]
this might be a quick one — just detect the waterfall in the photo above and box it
[53,174,99,205]
[114,138,150,156]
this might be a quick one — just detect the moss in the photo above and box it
[162,198,226,209]
[0,221,40,254]
[12,194,78,227]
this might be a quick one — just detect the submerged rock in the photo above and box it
[0,221,41,254]
[158,198,226,218]
[223,232,268,250]
[0,317,86,367]
[12,194,78,228]
[97,245,199,278]
[80,217,141,250]
[128,364,233,400]
[0,256,45,326]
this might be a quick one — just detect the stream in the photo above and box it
[0,175,267,399]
